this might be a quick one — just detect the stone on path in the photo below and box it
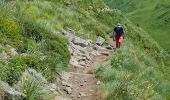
[62,81,73,88]
[64,87,72,94]
[100,52,110,56]
[96,36,105,46]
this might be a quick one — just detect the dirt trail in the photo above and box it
[59,48,112,100]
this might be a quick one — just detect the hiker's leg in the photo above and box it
[116,42,119,48]
[118,36,123,48]
[116,36,120,48]
[119,42,121,48]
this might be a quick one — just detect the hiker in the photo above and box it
[113,23,124,48]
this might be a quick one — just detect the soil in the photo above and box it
[60,49,112,100]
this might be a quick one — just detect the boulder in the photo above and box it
[72,38,88,47]
[9,48,18,56]
[0,81,25,99]
[0,51,8,59]
[96,36,105,46]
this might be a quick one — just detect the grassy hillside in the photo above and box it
[0,0,71,84]
[93,12,170,99]
[105,0,170,51]
[94,27,170,99]
[0,0,170,100]
[0,0,113,83]
[0,0,120,99]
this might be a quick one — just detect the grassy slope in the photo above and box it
[0,0,123,99]
[94,17,170,99]
[0,0,170,100]
[0,1,71,84]
[0,0,113,84]
[106,0,170,51]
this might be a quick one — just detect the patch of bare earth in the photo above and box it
[58,49,112,100]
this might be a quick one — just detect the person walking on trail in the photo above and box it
[113,23,124,48]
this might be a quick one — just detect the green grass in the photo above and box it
[0,0,170,100]
[105,0,170,51]
[0,1,70,83]
[15,72,53,100]
[93,14,170,99]
[0,0,123,98]
[94,29,170,99]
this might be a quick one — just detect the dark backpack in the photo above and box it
[114,26,124,36]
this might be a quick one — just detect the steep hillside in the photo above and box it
[0,0,120,99]
[0,0,170,100]
[94,16,170,99]
[106,0,170,51]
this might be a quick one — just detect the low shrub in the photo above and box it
[16,73,53,100]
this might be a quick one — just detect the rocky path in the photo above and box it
[56,29,113,100]
[68,49,112,100]
[57,49,112,100]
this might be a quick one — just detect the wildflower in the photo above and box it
[24,77,29,81]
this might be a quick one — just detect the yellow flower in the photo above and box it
[24,89,26,93]
[24,77,29,81]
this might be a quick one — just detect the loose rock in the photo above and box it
[97,81,101,85]
[96,36,105,46]
[0,81,25,99]
[64,87,72,94]
[80,84,84,87]
[79,92,86,97]
[100,52,110,56]
[62,81,73,88]
[49,83,57,92]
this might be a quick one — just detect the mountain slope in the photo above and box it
[106,0,170,51]
[0,0,170,100]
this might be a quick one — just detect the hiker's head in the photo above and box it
[116,23,122,27]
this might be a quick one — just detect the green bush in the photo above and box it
[16,74,53,100]
[0,15,20,35]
